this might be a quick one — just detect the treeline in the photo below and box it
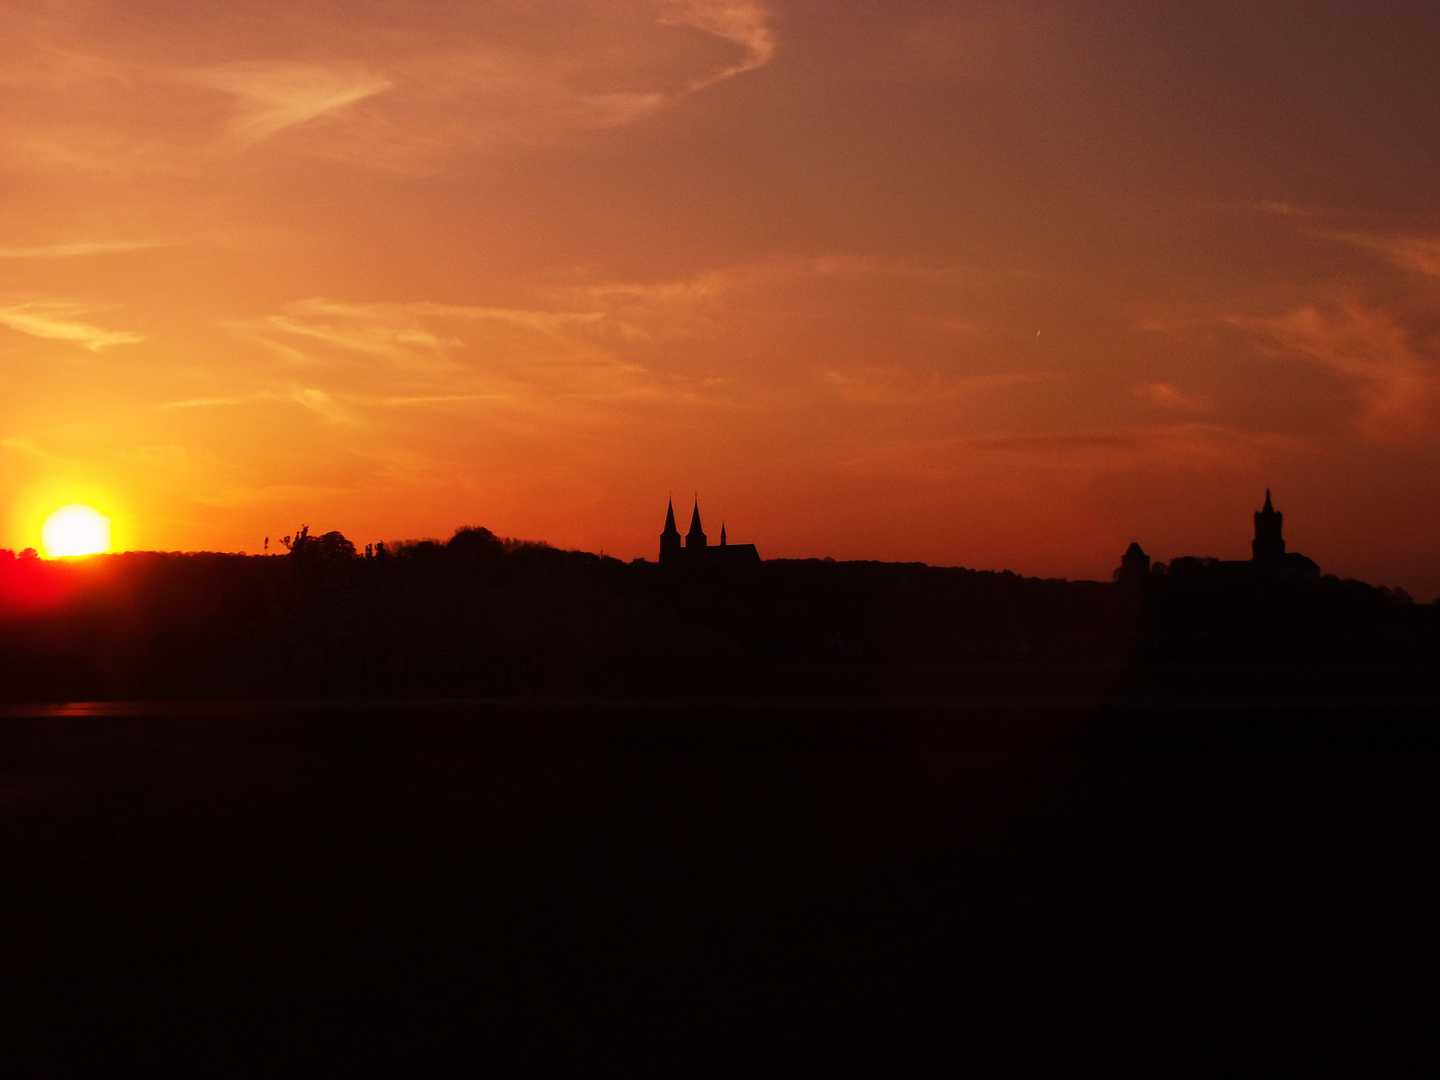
[0,527,1435,700]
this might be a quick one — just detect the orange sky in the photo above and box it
[3,1,1439,594]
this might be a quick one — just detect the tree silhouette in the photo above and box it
[280,525,357,561]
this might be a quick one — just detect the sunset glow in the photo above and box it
[41,505,112,558]
[1,3,1437,593]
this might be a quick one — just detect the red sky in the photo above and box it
[3,1,1439,594]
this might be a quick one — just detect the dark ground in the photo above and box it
[1,690,1436,1074]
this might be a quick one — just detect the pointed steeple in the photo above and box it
[720,523,727,546]
[686,499,707,548]
[660,497,682,564]
[1253,489,1284,561]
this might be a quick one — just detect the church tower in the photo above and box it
[686,500,707,549]
[1252,490,1285,562]
[660,499,682,564]
[656,495,761,569]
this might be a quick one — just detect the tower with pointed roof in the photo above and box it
[1252,489,1285,563]
[658,497,759,568]
[660,499,682,564]
[686,499,707,549]
[1115,488,1317,587]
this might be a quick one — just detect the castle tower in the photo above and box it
[660,499,682,564]
[1252,489,1285,562]
[686,500,707,549]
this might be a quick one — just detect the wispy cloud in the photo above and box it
[242,298,611,371]
[378,394,512,407]
[0,300,141,351]
[163,396,258,409]
[256,302,462,368]
[1133,382,1206,412]
[223,296,674,422]
[1331,231,1440,278]
[1,436,45,457]
[0,240,164,258]
[965,424,1307,466]
[824,367,1038,406]
[0,1,781,174]
[193,62,393,147]
[162,387,350,423]
[568,254,963,328]
[289,387,348,422]
[182,252,995,446]
[840,423,1312,479]
[658,0,777,88]
[1228,302,1437,443]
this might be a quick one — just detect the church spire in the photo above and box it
[659,497,682,564]
[720,523,727,546]
[686,499,707,548]
[1253,489,1284,562]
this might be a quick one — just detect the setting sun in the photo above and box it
[41,504,112,558]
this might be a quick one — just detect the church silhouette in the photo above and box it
[1119,490,1320,582]
[660,499,760,568]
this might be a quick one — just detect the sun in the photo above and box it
[41,504,112,557]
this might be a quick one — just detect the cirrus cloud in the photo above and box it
[192,62,393,148]
[0,0,779,174]
[0,299,142,351]
[1228,301,1438,444]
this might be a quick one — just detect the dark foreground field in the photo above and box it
[2,691,1436,1073]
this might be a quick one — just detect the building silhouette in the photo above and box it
[1117,541,1151,585]
[1252,490,1285,561]
[660,498,760,568]
[1119,490,1319,581]
[1246,489,1319,575]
